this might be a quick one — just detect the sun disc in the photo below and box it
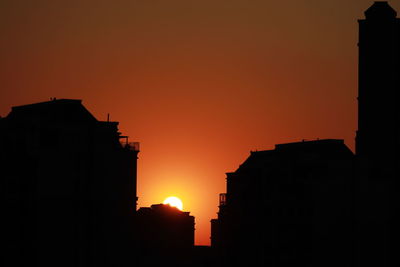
[163,196,183,211]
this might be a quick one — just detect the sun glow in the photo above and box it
[163,196,183,211]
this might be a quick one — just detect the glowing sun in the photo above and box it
[163,196,183,211]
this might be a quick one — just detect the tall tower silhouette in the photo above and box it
[356,1,400,159]
[356,2,400,266]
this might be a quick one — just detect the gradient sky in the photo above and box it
[1,0,397,245]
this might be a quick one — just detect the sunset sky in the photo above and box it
[1,0,397,245]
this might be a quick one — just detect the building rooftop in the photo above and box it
[137,204,192,217]
[237,139,353,172]
[5,98,97,123]
[365,1,397,19]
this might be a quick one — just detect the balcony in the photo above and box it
[219,193,227,207]
[121,141,140,151]
[119,136,140,151]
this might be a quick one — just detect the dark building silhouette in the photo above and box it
[136,204,195,266]
[211,140,354,266]
[355,2,400,266]
[0,99,139,267]
[212,2,400,266]
[2,2,399,267]
[356,1,399,158]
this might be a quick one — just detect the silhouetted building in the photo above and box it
[136,204,195,266]
[212,140,354,267]
[356,1,399,159]
[0,99,139,267]
[190,245,215,267]
[212,2,400,267]
[355,2,400,266]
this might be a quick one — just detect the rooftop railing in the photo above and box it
[219,193,227,207]
[121,141,140,151]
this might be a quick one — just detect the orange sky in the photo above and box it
[1,0,397,246]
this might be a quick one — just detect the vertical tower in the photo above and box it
[356,3,400,266]
[356,1,400,159]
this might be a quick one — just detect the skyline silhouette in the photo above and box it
[1,0,399,249]
[211,2,400,266]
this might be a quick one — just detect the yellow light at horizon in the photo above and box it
[163,196,183,211]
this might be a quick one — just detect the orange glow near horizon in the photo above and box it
[163,196,184,211]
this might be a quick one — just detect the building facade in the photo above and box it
[355,2,400,266]
[136,204,195,266]
[1,99,139,267]
[212,2,400,267]
[212,140,355,266]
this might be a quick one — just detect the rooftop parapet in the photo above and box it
[364,1,397,20]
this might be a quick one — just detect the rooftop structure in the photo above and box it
[1,99,139,267]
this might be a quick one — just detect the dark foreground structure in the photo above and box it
[136,204,195,266]
[1,2,399,267]
[212,139,355,266]
[0,99,139,267]
[0,99,201,267]
[212,2,400,267]
[355,2,400,266]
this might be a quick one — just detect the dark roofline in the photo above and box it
[137,204,193,217]
[364,1,397,19]
[236,139,353,172]
[11,99,82,111]
[6,98,98,122]
[275,139,344,150]
[249,139,345,155]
